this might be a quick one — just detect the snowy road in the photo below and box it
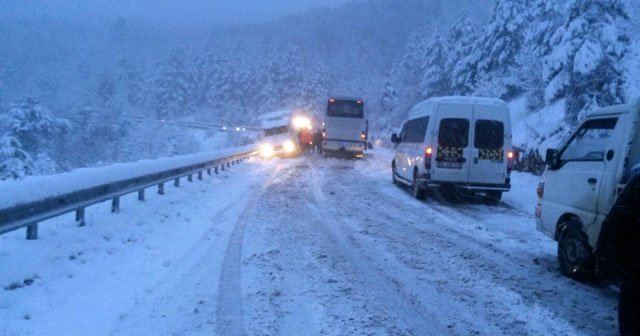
[0,149,619,335]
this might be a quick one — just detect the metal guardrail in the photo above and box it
[0,148,257,240]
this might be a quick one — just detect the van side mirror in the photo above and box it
[391,133,401,144]
[545,148,560,170]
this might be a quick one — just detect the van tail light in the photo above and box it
[425,146,433,170]
[507,150,514,174]
[322,128,326,139]
[360,131,366,140]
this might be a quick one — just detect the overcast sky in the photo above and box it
[3,0,354,27]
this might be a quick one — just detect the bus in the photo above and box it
[323,97,367,158]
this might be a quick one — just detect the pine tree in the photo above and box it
[420,28,451,98]
[474,0,530,99]
[543,0,630,123]
[5,97,71,155]
[449,11,479,95]
[518,0,564,111]
[0,135,33,180]
[97,73,116,108]
[151,48,195,118]
[116,57,145,108]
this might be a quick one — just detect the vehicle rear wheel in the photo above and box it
[484,191,502,205]
[412,171,426,200]
[557,221,594,281]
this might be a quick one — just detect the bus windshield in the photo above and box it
[327,99,364,118]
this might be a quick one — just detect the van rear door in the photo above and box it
[433,104,472,183]
[468,105,510,185]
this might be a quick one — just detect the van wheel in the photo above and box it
[557,221,594,280]
[484,191,502,205]
[412,171,426,200]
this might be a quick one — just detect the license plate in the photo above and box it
[437,161,463,169]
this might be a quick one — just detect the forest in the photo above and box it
[1,0,638,179]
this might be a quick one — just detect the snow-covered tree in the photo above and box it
[448,11,479,95]
[0,135,33,180]
[150,48,195,118]
[96,74,116,108]
[420,28,451,98]
[116,57,145,108]
[518,0,564,111]
[4,97,70,155]
[543,0,630,122]
[474,0,530,99]
[379,77,398,117]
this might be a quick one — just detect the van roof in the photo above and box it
[427,96,507,106]
[589,97,640,117]
[408,96,507,119]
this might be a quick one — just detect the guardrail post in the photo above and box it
[215,166,219,174]
[138,189,145,201]
[76,208,86,226]
[198,171,203,180]
[188,174,193,182]
[174,178,180,187]
[226,162,231,168]
[207,168,212,175]
[26,223,38,240]
[221,164,225,171]
[158,183,165,195]
[112,197,120,213]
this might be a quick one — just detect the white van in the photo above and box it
[391,96,514,203]
[535,97,640,280]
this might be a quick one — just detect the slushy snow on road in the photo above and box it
[0,149,618,335]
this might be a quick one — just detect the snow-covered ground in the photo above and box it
[0,148,618,335]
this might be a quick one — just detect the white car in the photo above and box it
[391,96,514,204]
[536,97,640,280]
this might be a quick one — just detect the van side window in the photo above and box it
[561,118,618,162]
[474,120,504,150]
[399,123,407,142]
[404,117,429,143]
[438,118,469,148]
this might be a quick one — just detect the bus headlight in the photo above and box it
[259,143,275,158]
[283,140,296,153]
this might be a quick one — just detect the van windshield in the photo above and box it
[438,118,469,148]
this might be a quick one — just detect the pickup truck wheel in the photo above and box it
[392,162,399,185]
[557,221,594,280]
[412,171,426,200]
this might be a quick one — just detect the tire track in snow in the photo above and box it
[317,155,616,335]
[306,159,454,335]
[215,164,284,336]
